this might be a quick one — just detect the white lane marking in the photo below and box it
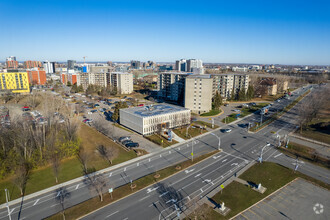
[75,184,79,190]
[9,208,15,214]
[169,151,171,154]
[109,172,112,177]
[147,186,159,193]
[139,195,151,201]
[56,191,61,197]
[159,191,169,197]
[124,167,127,172]
[222,159,227,163]
[185,169,195,174]
[274,153,283,158]
[195,173,202,178]
[137,162,139,166]
[123,218,128,220]
[51,204,58,207]
[213,155,221,159]
[231,163,238,166]
[200,189,204,193]
[160,154,162,158]
[33,199,39,206]
[178,147,180,150]
[202,179,211,184]
[106,210,119,218]
[149,158,151,162]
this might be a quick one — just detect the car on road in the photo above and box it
[91,110,97,113]
[119,136,131,142]
[122,140,133,145]
[224,128,232,133]
[83,119,93,123]
[224,103,229,107]
[125,142,139,148]
[233,109,241,112]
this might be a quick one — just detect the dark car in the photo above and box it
[122,140,133,145]
[119,136,131,142]
[125,142,139,148]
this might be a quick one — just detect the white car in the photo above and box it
[224,128,232,133]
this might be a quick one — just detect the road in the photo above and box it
[0,84,329,220]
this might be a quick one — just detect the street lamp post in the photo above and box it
[5,189,11,220]
[258,142,270,163]
[211,133,221,151]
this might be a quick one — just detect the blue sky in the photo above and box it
[1,0,330,65]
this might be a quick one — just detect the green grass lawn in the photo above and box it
[173,126,207,140]
[222,103,269,124]
[297,120,330,145]
[194,121,219,129]
[145,134,178,147]
[279,142,330,169]
[186,162,330,220]
[0,124,137,204]
[114,123,133,133]
[200,109,221,117]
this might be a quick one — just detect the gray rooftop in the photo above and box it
[120,104,189,118]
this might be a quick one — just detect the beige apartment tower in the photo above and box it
[184,75,213,114]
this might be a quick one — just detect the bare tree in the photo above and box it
[96,145,117,165]
[13,160,32,196]
[83,172,107,202]
[76,147,90,175]
[55,187,71,220]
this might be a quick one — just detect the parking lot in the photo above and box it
[234,178,330,220]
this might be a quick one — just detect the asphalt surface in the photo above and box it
[234,178,330,220]
[0,84,329,220]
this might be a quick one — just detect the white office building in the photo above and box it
[120,104,191,135]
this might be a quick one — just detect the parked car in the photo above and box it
[122,140,133,145]
[119,136,131,142]
[126,142,139,148]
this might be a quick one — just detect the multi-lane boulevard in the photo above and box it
[0,84,329,220]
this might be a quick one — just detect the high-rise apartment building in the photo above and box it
[0,72,30,93]
[175,59,187,72]
[61,72,78,85]
[109,72,133,94]
[130,60,141,69]
[67,60,76,69]
[187,59,203,72]
[157,72,190,104]
[24,61,42,69]
[6,57,18,69]
[77,72,107,89]
[27,68,47,85]
[43,61,56,74]
[212,74,249,99]
[184,74,213,114]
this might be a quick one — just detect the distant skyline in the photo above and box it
[1,0,330,65]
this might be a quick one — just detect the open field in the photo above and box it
[0,123,137,204]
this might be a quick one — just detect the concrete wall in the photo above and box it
[185,77,212,114]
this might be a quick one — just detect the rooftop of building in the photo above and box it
[161,72,193,75]
[187,74,211,79]
[120,104,189,118]
[111,72,132,75]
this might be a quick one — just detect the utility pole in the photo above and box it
[5,189,11,220]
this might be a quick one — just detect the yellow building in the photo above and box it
[0,72,30,93]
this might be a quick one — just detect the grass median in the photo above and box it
[47,150,219,220]
[185,162,329,220]
[200,109,221,117]
[145,134,178,147]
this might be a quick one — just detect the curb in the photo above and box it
[229,178,298,220]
